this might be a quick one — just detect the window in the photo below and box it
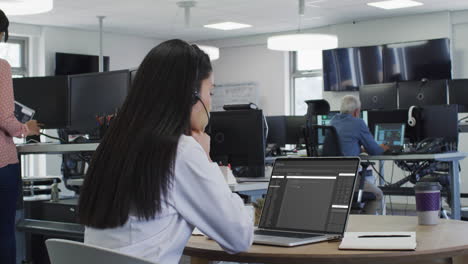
[291,50,323,115]
[0,36,28,77]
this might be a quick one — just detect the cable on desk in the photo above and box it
[39,132,66,143]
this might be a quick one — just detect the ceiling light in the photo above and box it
[0,0,54,16]
[197,45,220,61]
[204,22,252,31]
[367,0,423,10]
[268,34,338,51]
[267,0,338,51]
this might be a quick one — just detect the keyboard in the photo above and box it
[383,146,404,155]
[255,229,320,239]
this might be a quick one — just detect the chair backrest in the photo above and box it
[45,239,155,264]
[309,125,343,157]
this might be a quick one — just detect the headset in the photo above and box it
[408,105,417,127]
[191,44,211,125]
[193,87,210,124]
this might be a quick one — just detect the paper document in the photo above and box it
[339,232,417,251]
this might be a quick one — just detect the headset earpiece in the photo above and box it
[192,91,200,105]
[408,106,417,127]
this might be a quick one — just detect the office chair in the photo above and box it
[45,239,155,264]
[310,125,377,214]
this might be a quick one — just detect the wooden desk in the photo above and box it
[184,215,468,264]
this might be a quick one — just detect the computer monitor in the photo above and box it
[448,79,468,112]
[209,110,265,178]
[374,123,405,146]
[367,109,422,144]
[129,68,138,90]
[317,111,339,126]
[13,76,69,128]
[420,105,458,145]
[68,70,129,134]
[55,52,110,75]
[398,79,448,109]
[359,82,398,110]
[383,38,451,82]
[361,111,368,126]
[266,116,305,146]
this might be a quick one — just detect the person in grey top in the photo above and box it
[331,95,389,214]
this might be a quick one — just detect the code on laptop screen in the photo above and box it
[259,158,359,234]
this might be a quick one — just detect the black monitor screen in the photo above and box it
[209,110,265,177]
[55,52,110,76]
[383,38,451,82]
[266,116,286,145]
[357,45,384,85]
[323,48,360,91]
[449,79,468,112]
[266,116,305,146]
[259,158,359,234]
[359,82,397,110]
[130,69,138,88]
[421,105,458,144]
[398,79,448,109]
[13,76,69,128]
[68,70,129,133]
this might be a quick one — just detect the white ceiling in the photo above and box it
[8,0,468,41]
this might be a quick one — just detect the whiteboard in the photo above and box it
[211,82,259,111]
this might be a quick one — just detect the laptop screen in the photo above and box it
[374,123,405,146]
[259,158,359,235]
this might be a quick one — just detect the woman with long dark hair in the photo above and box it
[79,39,253,263]
[0,9,42,264]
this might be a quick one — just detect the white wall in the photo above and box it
[211,44,289,115]
[42,26,162,76]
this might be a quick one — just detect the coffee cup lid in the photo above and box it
[414,182,442,191]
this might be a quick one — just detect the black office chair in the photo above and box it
[309,125,377,214]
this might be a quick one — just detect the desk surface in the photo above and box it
[184,215,468,264]
[229,182,268,192]
[361,152,468,161]
[17,143,98,154]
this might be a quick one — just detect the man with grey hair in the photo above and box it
[330,95,389,214]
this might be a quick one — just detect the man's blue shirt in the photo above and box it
[330,113,384,156]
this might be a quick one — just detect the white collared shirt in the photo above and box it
[84,135,254,264]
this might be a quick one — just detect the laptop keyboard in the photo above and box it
[255,230,320,239]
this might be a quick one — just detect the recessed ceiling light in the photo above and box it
[204,22,252,31]
[367,0,423,10]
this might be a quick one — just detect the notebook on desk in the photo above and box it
[253,157,360,247]
[339,232,417,251]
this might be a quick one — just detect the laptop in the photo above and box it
[374,123,405,153]
[254,157,360,247]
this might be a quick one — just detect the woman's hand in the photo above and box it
[191,130,212,161]
[25,120,42,136]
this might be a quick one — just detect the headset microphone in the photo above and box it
[194,93,211,126]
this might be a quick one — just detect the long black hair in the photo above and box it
[0,9,9,42]
[78,39,212,228]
